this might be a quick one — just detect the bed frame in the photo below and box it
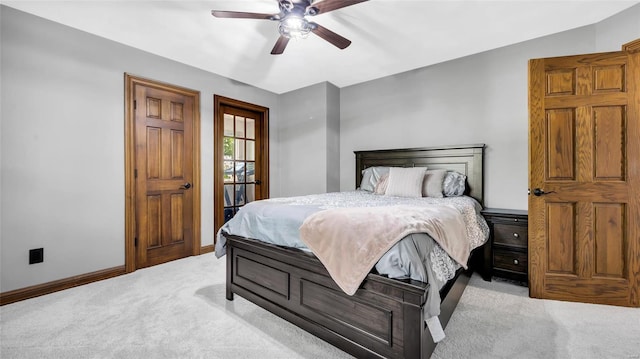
[223,144,487,358]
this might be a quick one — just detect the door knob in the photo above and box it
[180,182,192,189]
[532,188,555,196]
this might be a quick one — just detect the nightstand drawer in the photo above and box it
[493,248,528,274]
[493,223,527,248]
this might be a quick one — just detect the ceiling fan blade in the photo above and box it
[308,0,368,15]
[311,23,351,49]
[271,36,290,55]
[211,10,276,20]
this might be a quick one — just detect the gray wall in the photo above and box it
[339,4,639,209]
[0,6,280,292]
[277,81,340,196]
[326,83,341,193]
[595,4,640,51]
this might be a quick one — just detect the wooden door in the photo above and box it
[125,75,201,270]
[529,50,640,307]
[214,96,269,235]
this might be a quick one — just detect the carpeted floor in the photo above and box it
[432,275,640,359]
[1,253,638,358]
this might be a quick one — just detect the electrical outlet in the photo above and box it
[29,248,44,264]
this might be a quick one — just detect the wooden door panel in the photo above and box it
[146,127,162,179]
[593,203,626,278]
[146,97,162,118]
[529,50,639,307]
[546,202,575,274]
[593,65,625,93]
[593,106,625,180]
[170,193,184,243]
[171,101,184,122]
[545,69,575,96]
[546,109,576,180]
[170,130,184,178]
[147,194,162,248]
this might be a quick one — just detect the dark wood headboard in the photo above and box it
[354,144,485,205]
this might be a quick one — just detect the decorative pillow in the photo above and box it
[374,173,389,194]
[385,167,426,198]
[422,169,447,198]
[443,171,467,196]
[360,166,390,192]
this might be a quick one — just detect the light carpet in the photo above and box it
[1,253,639,358]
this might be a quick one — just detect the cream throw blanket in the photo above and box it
[299,204,469,296]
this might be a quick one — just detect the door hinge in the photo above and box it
[134,100,137,110]
[134,169,138,178]
[134,237,138,247]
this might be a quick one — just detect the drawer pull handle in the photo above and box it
[513,259,519,265]
[514,218,519,222]
[513,233,520,238]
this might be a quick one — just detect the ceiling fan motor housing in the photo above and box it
[279,0,317,17]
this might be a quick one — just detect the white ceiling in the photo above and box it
[3,0,638,94]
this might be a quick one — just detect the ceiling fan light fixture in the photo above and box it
[278,15,312,39]
[211,0,369,54]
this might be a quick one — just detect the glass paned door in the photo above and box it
[215,96,268,236]
[223,113,257,222]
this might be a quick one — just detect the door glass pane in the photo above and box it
[223,161,234,182]
[235,161,245,182]
[235,139,245,160]
[247,162,255,182]
[224,114,234,137]
[235,184,245,205]
[246,140,255,161]
[235,117,245,138]
[223,137,234,159]
[246,184,255,203]
[246,118,255,139]
[224,184,234,206]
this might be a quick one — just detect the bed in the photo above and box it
[218,144,489,358]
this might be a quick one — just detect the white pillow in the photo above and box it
[385,167,426,198]
[422,169,447,198]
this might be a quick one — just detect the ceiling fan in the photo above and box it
[211,0,368,55]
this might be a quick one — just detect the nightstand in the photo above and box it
[481,208,528,285]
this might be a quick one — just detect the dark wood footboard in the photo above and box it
[225,233,474,358]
